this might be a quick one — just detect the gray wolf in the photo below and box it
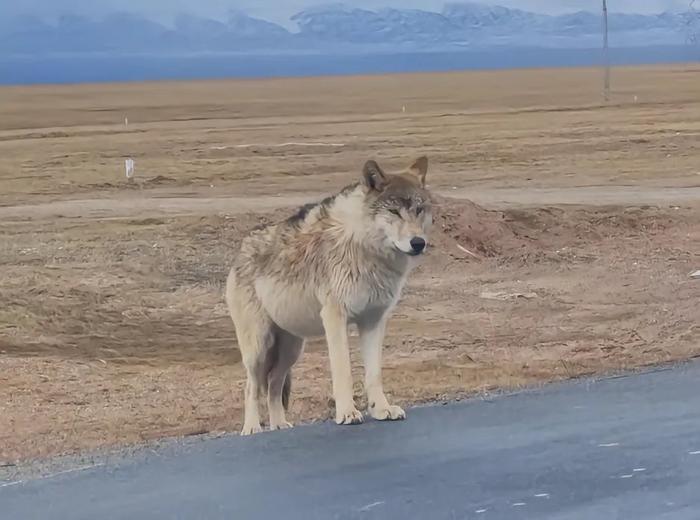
[225,156,432,434]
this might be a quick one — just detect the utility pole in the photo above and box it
[602,0,610,102]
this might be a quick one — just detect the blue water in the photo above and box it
[0,46,696,85]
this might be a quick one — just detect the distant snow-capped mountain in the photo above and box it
[291,5,464,43]
[442,2,549,28]
[0,2,688,55]
[291,2,685,46]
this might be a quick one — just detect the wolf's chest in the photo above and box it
[344,270,406,318]
[254,260,409,337]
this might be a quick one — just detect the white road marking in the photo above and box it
[475,509,488,514]
[633,468,646,472]
[598,443,620,447]
[619,474,635,479]
[39,463,105,481]
[359,501,385,512]
[512,502,527,507]
[534,493,550,498]
[2,463,106,489]
[689,451,700,455]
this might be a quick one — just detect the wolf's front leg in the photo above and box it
[321,301,363,425]
[358,316,406,421]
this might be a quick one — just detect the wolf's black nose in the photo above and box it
[410,237,426,254]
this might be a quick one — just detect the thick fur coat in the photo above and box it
[226,157,432,434]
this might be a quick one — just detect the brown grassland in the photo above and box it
[0,65,699,462]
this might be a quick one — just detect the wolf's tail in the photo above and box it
[282,371,292,410]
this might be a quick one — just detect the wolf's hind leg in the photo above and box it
[228,282,275,436]
[237,319,275,435]
[267,329,304,431]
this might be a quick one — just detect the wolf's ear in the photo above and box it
[408,156,428,187]
[362,160,387,191]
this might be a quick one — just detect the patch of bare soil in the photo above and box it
[432,195,531,259]
[1,196,698,463]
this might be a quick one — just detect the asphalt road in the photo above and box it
[4,362,700,520]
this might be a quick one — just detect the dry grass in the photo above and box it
[1,64,699,462]
[2,65,700,204]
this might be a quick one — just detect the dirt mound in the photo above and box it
[431,195,531,261]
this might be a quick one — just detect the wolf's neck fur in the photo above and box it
[326,184,373,237]
[326,185,412,277]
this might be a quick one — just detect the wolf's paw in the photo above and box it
[370,404,406,421]
[240,423,263,436]
[269,421,293,431]
[336,408,364,425]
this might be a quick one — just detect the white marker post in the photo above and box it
[602,0,610,101]
[125,158,135,182]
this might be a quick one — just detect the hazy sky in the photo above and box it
[2,1,690,27]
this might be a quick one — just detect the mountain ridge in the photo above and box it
[0,2,691,56]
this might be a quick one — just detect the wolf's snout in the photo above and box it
[409,237,426,254]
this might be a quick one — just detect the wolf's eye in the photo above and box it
[416,206,424,216]
[388,208,401,218]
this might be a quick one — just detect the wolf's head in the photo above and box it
[361,156,433,257]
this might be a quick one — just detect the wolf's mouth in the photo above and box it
[395,247,423,257]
